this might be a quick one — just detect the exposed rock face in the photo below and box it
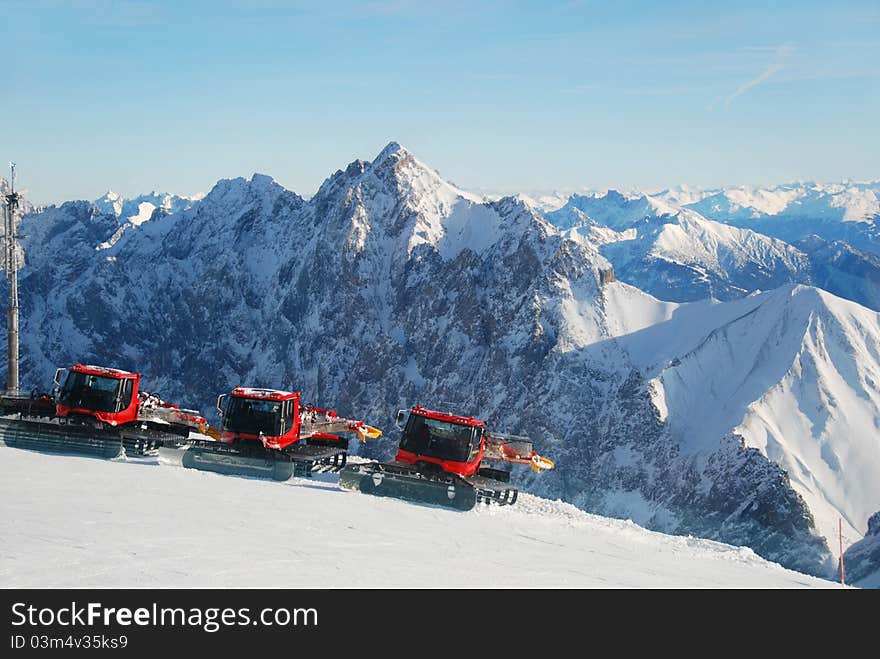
[843,511,880,588]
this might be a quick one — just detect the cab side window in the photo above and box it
[282,399,296,433]
[118,379,134,412]
[469,427,483,461]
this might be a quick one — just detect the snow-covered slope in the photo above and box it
[615,285,880,552]
[0,446,837,588]
[7,143,880,578]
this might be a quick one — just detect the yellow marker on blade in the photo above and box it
[355,424,383,442]
[530,454,555,473]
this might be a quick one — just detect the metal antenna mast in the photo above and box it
[4,162,22,394]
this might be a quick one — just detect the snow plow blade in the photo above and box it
[338,462,482,511]
[176,440,348,481]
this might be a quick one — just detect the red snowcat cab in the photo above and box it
[174,386,382,481]
[0,363,207,458]
[338,405,554,510]
[54,364,143,427]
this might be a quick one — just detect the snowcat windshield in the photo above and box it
[224,397,282,436]
[58,372,130,413]
[399,414,478,463]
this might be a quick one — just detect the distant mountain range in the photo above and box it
[542,185,880,311]
[2,145,879,584]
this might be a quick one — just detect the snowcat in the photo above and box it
[0,363,207,458]
[170,386,383,481]
[338,405,554,511]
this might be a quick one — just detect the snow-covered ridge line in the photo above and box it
[516,181,880,221]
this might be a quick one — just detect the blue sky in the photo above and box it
[3,0,879,205]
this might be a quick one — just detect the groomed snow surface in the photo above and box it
[0,446,837,588]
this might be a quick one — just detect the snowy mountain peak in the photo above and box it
[181,175,305,245]
[372,140,406,164]
[91,189,201,228]
[548,190,679,231]
[314,142,447,205]
[249,172,278,188]
[304,141,496,263]
[93,191,125,217]
[205,173,294,204]
[365,142,483,205]
[599,189,630,204]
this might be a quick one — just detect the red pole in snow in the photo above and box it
[839,518,846,586]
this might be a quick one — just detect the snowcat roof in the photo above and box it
[231,387,299,402]
[411,405,486,428]
[70,363,139,379]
